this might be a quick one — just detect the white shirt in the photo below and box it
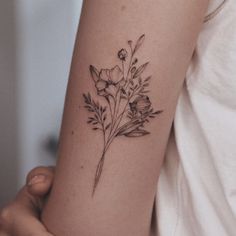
[156,1,236,235]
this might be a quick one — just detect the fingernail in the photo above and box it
[28,175,47,186]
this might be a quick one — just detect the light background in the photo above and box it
[0,0,83,207]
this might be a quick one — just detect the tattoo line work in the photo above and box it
[83,34,163,195]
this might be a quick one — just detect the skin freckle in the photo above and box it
[121,5,126,11]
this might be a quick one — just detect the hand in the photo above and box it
[0,166,55,236]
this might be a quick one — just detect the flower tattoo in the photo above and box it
[83,34,163,195]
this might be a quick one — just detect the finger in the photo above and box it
[0,231,8,236]
[11,203,53,236]
[26,166,55,197]
[0,198,54,236]
[10,187,54,236]
[26,166,55,184]
[0,167,56,236]
[21,166,55,210]
[0,205,12,235]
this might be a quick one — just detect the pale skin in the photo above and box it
[0,0,209,235]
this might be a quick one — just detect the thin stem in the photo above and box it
[93,42,139,195]
[92,128,115,195]
[109,91,119,134]
[107,48,133,138]
[112,59,126,131]
[116,108,129,121]
[92,148,105,196]
[104,132,116,153]
[102,123,106,148]
[127,44,134,76]
[107,97,114,135]
[122,60,125,78]
[124,45,134,89]
[111,88,135,134]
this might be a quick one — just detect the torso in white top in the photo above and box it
[155,1,236,235]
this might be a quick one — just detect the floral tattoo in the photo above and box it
[83,34,163,195]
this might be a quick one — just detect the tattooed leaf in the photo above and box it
[84,105,91,109]
[121,88,127,94]
[103,114,107,121]
[116,121,143,136]
[132,58,138,65]
[90,65,99,82]
[131,67,136,74]
[94,114,99,120]
[133,62,149,78]
[83,93,92,105]
[105,123,111,130]
[143,83,149,87]
[140,90,150,94]
[124,129,150,137]
[128,40,133,48]
[133,34,145,55]
[138,77,142,85]
[144,76,151,82]
[152,110,163,115]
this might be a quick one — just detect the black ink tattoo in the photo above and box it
[83,34,163,195]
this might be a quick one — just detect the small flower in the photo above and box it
[129,95,151,115]
[118,49,128,61]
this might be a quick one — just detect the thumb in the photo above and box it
[24,166,55,211]
[26,166,55,198]
[11,187,54,236]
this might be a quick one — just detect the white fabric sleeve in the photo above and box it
[204,0,228,22]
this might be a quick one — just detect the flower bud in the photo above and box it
[129,95,151,114]
[118,48,128,61]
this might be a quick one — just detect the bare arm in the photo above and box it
[42,1,209,235]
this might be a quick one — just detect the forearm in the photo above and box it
[42,0,208,235]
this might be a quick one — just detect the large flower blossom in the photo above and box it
[94,65,125,98]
